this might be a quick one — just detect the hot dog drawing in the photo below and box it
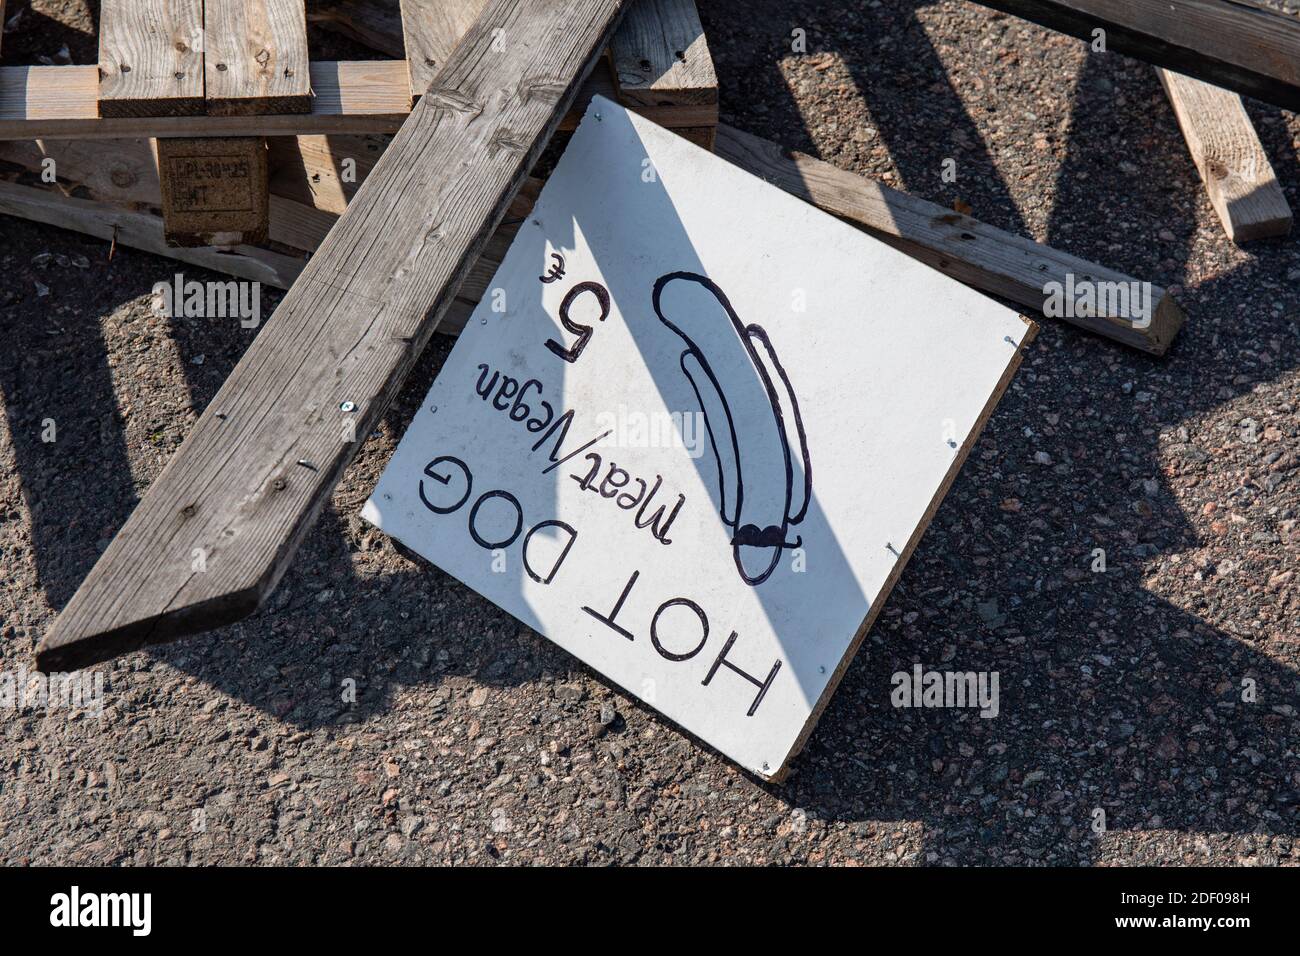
[651,271,812,586]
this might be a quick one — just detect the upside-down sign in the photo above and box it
[363,97,1034,780]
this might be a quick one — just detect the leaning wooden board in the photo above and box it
[1156,68,1292,244]
[36,0,630,671]
[363,98,1036,779]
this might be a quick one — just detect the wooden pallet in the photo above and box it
[0,1,717,139]
[0,0,717,245]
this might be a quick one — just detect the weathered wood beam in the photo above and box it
[34,0,628,672]
[970,0,1300,111]
[1,121,1182,351]
[713,125,1184,354]
[1156,68,1292,243]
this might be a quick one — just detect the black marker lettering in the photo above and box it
[512,378,542,422]
[492,376,520,411]
[599,465,631,499]
[531,408,611,476]
[635,475,685,545]
[650,598,709,662]
[617,478,647,511]
[545,281,611,364]
[418,455,472,515]
[571,452,601,492]
[474,363,498,399]
[581,570,639,642]
[467,490,523,550]
[526,400,554,433]
[522,520,577,585]
[702,631,781,716]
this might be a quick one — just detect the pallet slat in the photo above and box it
[35,0,630,672]
[204,0,312,115]
[97,0,205,117]
[1156,68,1292,243]
[399,0,486,100]
[0,60,710,139]
[609,0,717,108]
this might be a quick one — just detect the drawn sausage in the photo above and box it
[652,272,811,586]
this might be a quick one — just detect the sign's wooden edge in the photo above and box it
[768,316,1039,784]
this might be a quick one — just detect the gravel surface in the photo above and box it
[0,0,1297,865]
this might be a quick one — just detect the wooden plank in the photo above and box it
[35,0,629,672]
[0,61,711,140]
[204,0,312,115]
[266,133,391,214]
[400,0,487,100]
[97,0,205,117]
[0,138,165,207]
[609,0,716,108]
[157,136,271,246]
[970,0,1300,111]
[0,179,305,287]
[713,124,1184,355]
[1,62,411,139]
[1156,68,1292,243]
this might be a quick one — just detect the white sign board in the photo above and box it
[363,97,1033,780]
